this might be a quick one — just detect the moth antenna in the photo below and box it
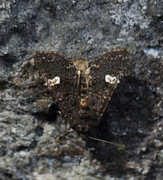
[55,129,74,141]
[88,136,127,149]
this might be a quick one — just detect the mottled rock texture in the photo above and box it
[0,0,163,179]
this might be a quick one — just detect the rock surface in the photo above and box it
[0,0,163,179]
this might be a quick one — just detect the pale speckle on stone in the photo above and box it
[143,48,159,58]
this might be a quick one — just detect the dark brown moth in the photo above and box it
[34,49,129,134]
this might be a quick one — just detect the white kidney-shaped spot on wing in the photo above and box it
[105,74,119,84]
[48,76,60,86]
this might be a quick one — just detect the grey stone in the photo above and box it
[0,0,163,179]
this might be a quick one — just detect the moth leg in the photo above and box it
[77,70,80,88]
[85,68,90,93]
[55,129,73,141]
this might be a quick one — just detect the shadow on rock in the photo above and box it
[85,76,158,171]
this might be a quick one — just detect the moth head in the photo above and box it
[47,76,60,86]
[105,74,119,84]
[72,58,88,71]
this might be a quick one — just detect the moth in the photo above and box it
[34,49,129,134]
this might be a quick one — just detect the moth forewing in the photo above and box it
[48,76,60,86]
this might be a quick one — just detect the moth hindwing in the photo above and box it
[34,49,129,134]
